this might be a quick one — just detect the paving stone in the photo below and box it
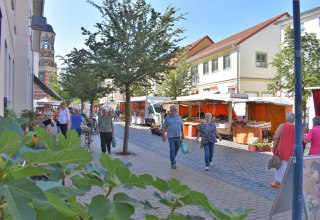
[76,122,303,219]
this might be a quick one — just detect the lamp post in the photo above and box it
[292,0,303,219]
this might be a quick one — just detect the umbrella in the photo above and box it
[36,97,61,106]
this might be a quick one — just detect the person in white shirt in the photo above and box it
[57,102,70,138]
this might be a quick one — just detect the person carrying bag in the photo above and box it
[269,112,295,188]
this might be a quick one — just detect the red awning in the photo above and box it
[312,89,320,116]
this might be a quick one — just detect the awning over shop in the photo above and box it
[33,75,62,100]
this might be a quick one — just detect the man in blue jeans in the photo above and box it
[162,105,184,169]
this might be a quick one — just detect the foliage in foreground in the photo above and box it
[0,116,252,219]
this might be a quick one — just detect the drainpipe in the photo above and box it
[236,47,240,94]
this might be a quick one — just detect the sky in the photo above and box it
[44,0,320,66]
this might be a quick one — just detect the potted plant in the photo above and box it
[256,142,272,152]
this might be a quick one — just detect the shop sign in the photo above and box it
[228,87,236,94]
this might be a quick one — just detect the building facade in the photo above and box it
[0,0,36,115]
[187,13,290,98]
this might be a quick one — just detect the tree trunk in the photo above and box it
[123,85,131,155]
[90,100,94,120]
[302,100,307,128]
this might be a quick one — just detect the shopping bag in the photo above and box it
[112,137,116,148]
[180,139,190,154]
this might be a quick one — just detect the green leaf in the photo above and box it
[115,167,145,188]
[71,175,102,192]
[10,166,50,178]
[167,178,190,196]
[139,173,154,185]
[145,214,159,220]
[89,193,142,220]
[0,178,47,220]
[151,177,169,193]
[22,147,92,164]
[0,131,32,155]
[45,192,78,217]
[100,153,122,175]
[0,117,24,137]
[88,195,114,220]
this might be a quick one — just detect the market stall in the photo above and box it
[232,97,293,144]
[161,94,248,138]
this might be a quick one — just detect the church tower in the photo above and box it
[39,24,57,85]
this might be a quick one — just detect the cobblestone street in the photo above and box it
[82,122,294,219]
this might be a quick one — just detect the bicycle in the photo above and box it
[82,125,92,151]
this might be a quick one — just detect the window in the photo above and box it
[203,62,209,75]
[223,55,231,69]
[212,59,218,72]
[256,52,267,68]
[191,66,199,86]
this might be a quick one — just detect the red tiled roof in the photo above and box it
[189,35,214,49]
[188,12,290,62]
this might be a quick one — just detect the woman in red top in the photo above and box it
[270,112,295,188]
[304,116,320,155]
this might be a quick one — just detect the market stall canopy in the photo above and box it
[177,93,248,103]
[248,97,293,106]
[35,97,61,106]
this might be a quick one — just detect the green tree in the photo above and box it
[157,55,192,99]
[59,48,113,118]
[48,74,72,105]
[268,26,320,124]
[83,0,185,154]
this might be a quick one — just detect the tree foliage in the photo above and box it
[157,55,192,99]
[268,26,320,123]
[82,0,185,154]
[59,48,113,118]
[48,74,73,105]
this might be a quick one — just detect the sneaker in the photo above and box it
[270,181,280,188]
[108,151,111,155]
[205,166,209,171]
[210,162,214,166]
[171,164,177,169]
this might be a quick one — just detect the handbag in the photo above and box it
[180,139,190,154]
[268,155,282,170]
[112,137,116,148]
[268,128,283,170]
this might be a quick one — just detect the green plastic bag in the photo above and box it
[180,139,190,154]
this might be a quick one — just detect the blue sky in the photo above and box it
[44,0,319,64]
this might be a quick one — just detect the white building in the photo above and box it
[276,7,320,127]
[187,13,291,97]
[0,0,61,116]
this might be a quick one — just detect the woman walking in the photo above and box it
[97,108,114,154]
[196,113,222,171]
[270,112,295,188]
[70,109,86,137]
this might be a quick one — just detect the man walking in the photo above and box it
[57,102,70,138]
[162,105,184,169]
